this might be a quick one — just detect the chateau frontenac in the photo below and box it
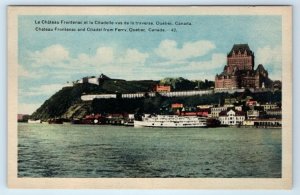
[215,44,272,89]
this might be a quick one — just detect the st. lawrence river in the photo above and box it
[18,123,281,178]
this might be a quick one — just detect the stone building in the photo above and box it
[215,44,272,89]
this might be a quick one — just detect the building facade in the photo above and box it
[218,109,245,126]
[211,106,228,118]
[261,103,279,111]
[247,110,260,119]
[215,44,271,89]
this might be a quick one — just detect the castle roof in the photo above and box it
[255,64,266,73]
[227,44,253,57]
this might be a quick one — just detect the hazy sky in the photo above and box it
[18,15,282,114]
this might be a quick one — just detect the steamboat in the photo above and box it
[134,114,207,128]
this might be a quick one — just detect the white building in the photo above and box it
[247,110,260,119]
[235,106,243,111]
[121,93,145,98]
[266,108,282,116]
[218,109,245,126]
[81,76,100,85]
[261,103,279,111]
[81,94,117,101]
[87,77,99,85]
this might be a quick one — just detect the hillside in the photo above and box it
[30,80,158,120]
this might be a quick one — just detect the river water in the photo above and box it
[18,123,281,178]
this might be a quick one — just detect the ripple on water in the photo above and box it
[17,124,282,178]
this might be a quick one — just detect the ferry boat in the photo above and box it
[134,115,207,128]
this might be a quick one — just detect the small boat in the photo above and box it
[134,115,207,128]
[28,119,41,124]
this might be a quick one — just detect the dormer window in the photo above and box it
[238,50,241,56]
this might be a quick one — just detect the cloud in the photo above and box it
[119,49,149,65]
[23,44,150,81]
[256,45,282,80]
[18,64,44,79]
[76,47,148,67]
[18,103,41,115]
[77,46,114,65]
[154,40,215,61]
[188,53,226,70]
[71,47,150,80]
[28,44,70,66]
[136,53,226,80]
[256,46,281,66]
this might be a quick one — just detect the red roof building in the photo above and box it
[171,103,184,109]
[154,85,171,92]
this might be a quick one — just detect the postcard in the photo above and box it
[7,6,292,189]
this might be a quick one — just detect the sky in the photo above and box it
[18,15,282,114]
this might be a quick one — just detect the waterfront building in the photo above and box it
[17,114,30,122]
[265,108,282,117]
[218,109,245,126]
[247,110,260,119]
[211,106,227,118]
[243,118,281,127]
[261,103,279,111]
[215,44,272,89]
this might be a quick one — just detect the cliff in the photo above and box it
[30,80,158,120]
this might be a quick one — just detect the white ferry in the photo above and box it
[134,115,207,128]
